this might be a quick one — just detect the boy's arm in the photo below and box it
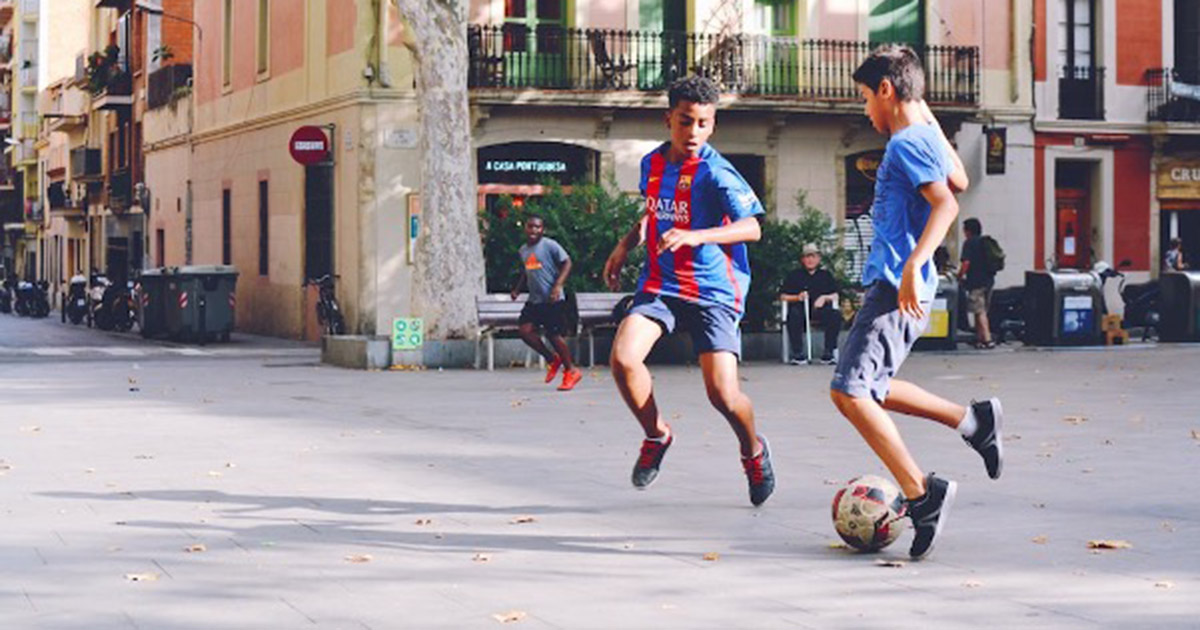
[510,265,527,300]
[550,258,572,302]
[658,216,762,254]
[604,219,645,291]
[898,181,959,317]
[919,100,969,193]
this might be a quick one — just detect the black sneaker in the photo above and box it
[907,473,957,560]
[741,434,776,507]
[820,353,837,365]
[963,398,1004,479]
[631,431,672,489]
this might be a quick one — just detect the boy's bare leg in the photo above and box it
[610,314,666,438]
[831,390,926,499]
[518,323,556,362]
[699,352,759,458]
[882,379,966,429]
[548,334,575,372]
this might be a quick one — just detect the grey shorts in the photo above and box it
[627,292,742,358]
[965,287,992,315]
[830,283,931,402]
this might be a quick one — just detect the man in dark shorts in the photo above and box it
[510,215,582,391]
[602,75,774,507]
[832,45,1005,559]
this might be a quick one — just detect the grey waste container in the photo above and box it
[138,268,169,339]
[167,265,239,343]
[1023,270,1103,346]
[1159,271,1200,342]
[914,273,959,351]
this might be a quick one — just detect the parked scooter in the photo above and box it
[1094,259,1159,340]
[92,276,137,332]
[14,280,50,318]
[63,274,89,325]
[0,279,13,314]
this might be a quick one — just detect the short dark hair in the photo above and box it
[1170,237,1182,249]
[667,75,720,109]
[525,213,544,226]
[852,44,925,101]
[964,218,981,236]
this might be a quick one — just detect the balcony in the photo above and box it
[106,167,131,211]
[91,71,133,111]
[148,63,192,110]
[45,85,89,132]
[19,0,37,18]
[1147,68,1200,124]
[70,146,103,181]
[1059,65,1105,120]
[467,26,981,107]
[0,33,11,64]
[11,137,35,164]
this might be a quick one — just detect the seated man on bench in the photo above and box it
[780,243,842,365]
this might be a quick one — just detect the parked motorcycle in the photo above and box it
[1094,259,1159,341]
[93,279,137,332]
[15,280,50,318]
[61,274,89,325]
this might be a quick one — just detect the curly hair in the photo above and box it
[852,44,925,101]
[667,75,720,109]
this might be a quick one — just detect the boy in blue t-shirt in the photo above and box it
[602,76,774,507]
[831,45,1005,559]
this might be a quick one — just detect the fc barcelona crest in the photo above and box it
[678,175,693,191]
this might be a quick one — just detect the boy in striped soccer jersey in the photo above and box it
[602,76,774,506]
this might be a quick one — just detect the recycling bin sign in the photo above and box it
[392,318,424,351]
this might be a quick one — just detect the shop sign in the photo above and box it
[477,142,596,185]
[985,127,1006,175]
[1158,157,1200,200]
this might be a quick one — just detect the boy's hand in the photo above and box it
[603,245,627,291]
[657,228,703,254]
[510,288,520,301]
[898,262,925,319]
[549,285,562,302]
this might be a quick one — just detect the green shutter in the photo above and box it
[869,0,924,46]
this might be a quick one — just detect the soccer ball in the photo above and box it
[831,475,908,552]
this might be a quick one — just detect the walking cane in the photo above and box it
[804,293,813,365]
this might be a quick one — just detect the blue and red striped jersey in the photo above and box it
[636,143,764,312]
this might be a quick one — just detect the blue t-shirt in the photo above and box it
[636,143,765,313]
[862,124,953,302]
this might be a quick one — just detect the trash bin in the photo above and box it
[915,273,959,351]
[1159,271,1200,342]
[1023,270,1103,346]
[138,268,169,338]
[167,265,239,343]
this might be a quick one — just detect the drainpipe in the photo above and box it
[1011,0,1020,104]
[376,0,393,88]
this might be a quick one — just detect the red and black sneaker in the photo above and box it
[631,429,672,489]
[544,355,563,383]
[742,434,776,507]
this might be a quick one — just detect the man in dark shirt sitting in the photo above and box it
[780,244,842,365]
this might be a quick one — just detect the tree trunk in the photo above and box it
[392,0,483,340]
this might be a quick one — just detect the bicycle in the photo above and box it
[306,274,346,336]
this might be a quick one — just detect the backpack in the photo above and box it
[981,235,1005,273]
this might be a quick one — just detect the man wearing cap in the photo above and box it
[780,244,842,365]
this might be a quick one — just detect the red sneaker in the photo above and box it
[544,355,562,383]
[558,369,582,391]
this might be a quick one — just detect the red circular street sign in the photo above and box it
[289,126,330,165]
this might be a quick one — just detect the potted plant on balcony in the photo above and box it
[85,45,126,96]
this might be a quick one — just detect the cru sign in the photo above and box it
[289,126,331,165]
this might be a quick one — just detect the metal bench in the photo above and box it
[475,294,534,371]
[574,292,629,367]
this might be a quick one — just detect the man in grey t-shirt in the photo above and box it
[510,215,581,390]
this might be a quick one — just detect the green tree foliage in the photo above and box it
[481,181,645,294]
[743,191,855,332]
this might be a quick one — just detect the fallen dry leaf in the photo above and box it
[1161,521,1175,533]
[1063,415,1088,425]
[1154,581,1174,589]
[20,426,41,433]
[344,554,373,563]
[509,516,536,525]
[823,479,840,485]
[1087,540,1132,550]
[124,572,159,582]
[962,580,983,588]
[702,552,720,562]
[414,518,433,526]
[876,559,906,568]
[1191,430,1200,442]
[184,544,207,553]
[828,541,849,550]
[207,471,222,478]
[1032,535,1048,544]
[492,610,526,624]
[473,553,492,563]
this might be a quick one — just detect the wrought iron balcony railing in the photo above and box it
[1058,65,1105,120]
[468,26,980,105]
[148,63,192,110]
[1147,68,1200,123]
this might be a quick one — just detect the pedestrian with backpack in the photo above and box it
[958,218,1002,349]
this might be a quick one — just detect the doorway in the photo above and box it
[1055,161,1095,270]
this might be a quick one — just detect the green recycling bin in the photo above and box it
[165,265,239,343]
[138,268,170,339]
